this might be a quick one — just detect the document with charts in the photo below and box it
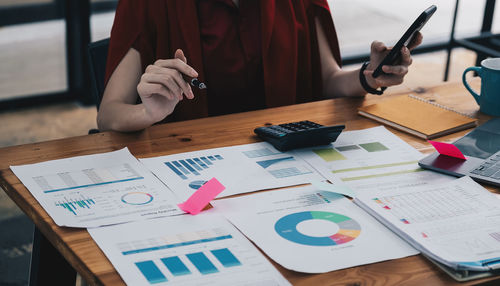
[355,176,500,271]
[140,142,323,201]
[10,148,182,227]
[211,185,418,273]
[88,214,291,286]
[293,126,455,195]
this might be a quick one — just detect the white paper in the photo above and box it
[140,142,323,201]
[11,148,182,227]
[88,214,290,286]
[211,185,418,273]
[294,126,455,194]
[355,176,500,271]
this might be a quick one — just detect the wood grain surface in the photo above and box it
[1,80,498,285]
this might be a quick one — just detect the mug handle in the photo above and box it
[462,67,482,105]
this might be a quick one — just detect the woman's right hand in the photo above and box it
[137,49,198,123]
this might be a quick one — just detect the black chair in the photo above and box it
[444,0,499,81]
[87,38,110,110]
[87,38,109,133]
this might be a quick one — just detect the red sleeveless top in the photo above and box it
[105,0,341,122]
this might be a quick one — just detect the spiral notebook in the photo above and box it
[358,94,478,139]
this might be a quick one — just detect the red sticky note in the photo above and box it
[178,178,225,215]
[428,140,466,160]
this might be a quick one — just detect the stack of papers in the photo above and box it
[355,176,500,271]
[10,126,500,284]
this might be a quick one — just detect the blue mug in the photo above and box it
[463,58,500,117]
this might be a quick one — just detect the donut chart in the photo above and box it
[274,211,361,246]
[121,192,153,205]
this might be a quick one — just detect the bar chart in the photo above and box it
[55,195,96,215]
[164,155,224,180]
[88,212,290,285]
[134,248,242,284]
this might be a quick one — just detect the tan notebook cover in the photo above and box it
[358,95,478,139]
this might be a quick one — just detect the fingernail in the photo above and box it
[191,69,198,77]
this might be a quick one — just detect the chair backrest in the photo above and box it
[87,38,110,110]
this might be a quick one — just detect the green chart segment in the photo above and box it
[313,142,390,162]
[359,142,389,152]
[313,148,346,162]
[275,211,361,246]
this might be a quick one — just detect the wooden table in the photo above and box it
[1,80,498,285]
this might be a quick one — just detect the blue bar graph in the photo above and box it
[161,256,191,276]
[179,160,200,175]
[186,252,219,275]
[211,248,242,268]
[186,159,203,171]
[200,157,212,165]
[173,161,189,174]
[165,162,187,180]
[193,158,208,168]
[165,155,224,180]
[135,260,167,284]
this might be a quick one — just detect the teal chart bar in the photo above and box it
[135,260,167,284]
[211,248,242,268]
[161,256,191,276]
[55,196,96,215]
[186,252,219,275]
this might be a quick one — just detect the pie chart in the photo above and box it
[274,211,361,246]
[189,180,208,190]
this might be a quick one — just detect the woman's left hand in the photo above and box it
[363,32,423,89]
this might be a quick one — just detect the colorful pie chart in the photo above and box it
[274,211,361,246]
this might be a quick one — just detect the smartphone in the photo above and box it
[372,5,437,78]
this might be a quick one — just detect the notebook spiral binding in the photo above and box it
[407,94,474,119]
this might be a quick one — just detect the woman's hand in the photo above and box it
[137,49,198,123]
[363,32,423,89]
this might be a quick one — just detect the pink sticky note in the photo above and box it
[428,140,466,160]
[178,178,225,215]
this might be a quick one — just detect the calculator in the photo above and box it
[254,120,345,151]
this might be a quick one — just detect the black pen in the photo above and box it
[184,75,207,90]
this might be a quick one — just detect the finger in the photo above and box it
[382,64,408,76]
[175,49,187,63]
[141,73,183,100]
[138,82,174,100]
[151,68,194,99]
[154,58,198,77]
[371,41,387,53]
[166,69,193,100]
[399,46,412,66]
[407,31,423,51]
[365,70,404,87]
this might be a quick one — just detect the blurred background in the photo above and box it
[0,0,498,285]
